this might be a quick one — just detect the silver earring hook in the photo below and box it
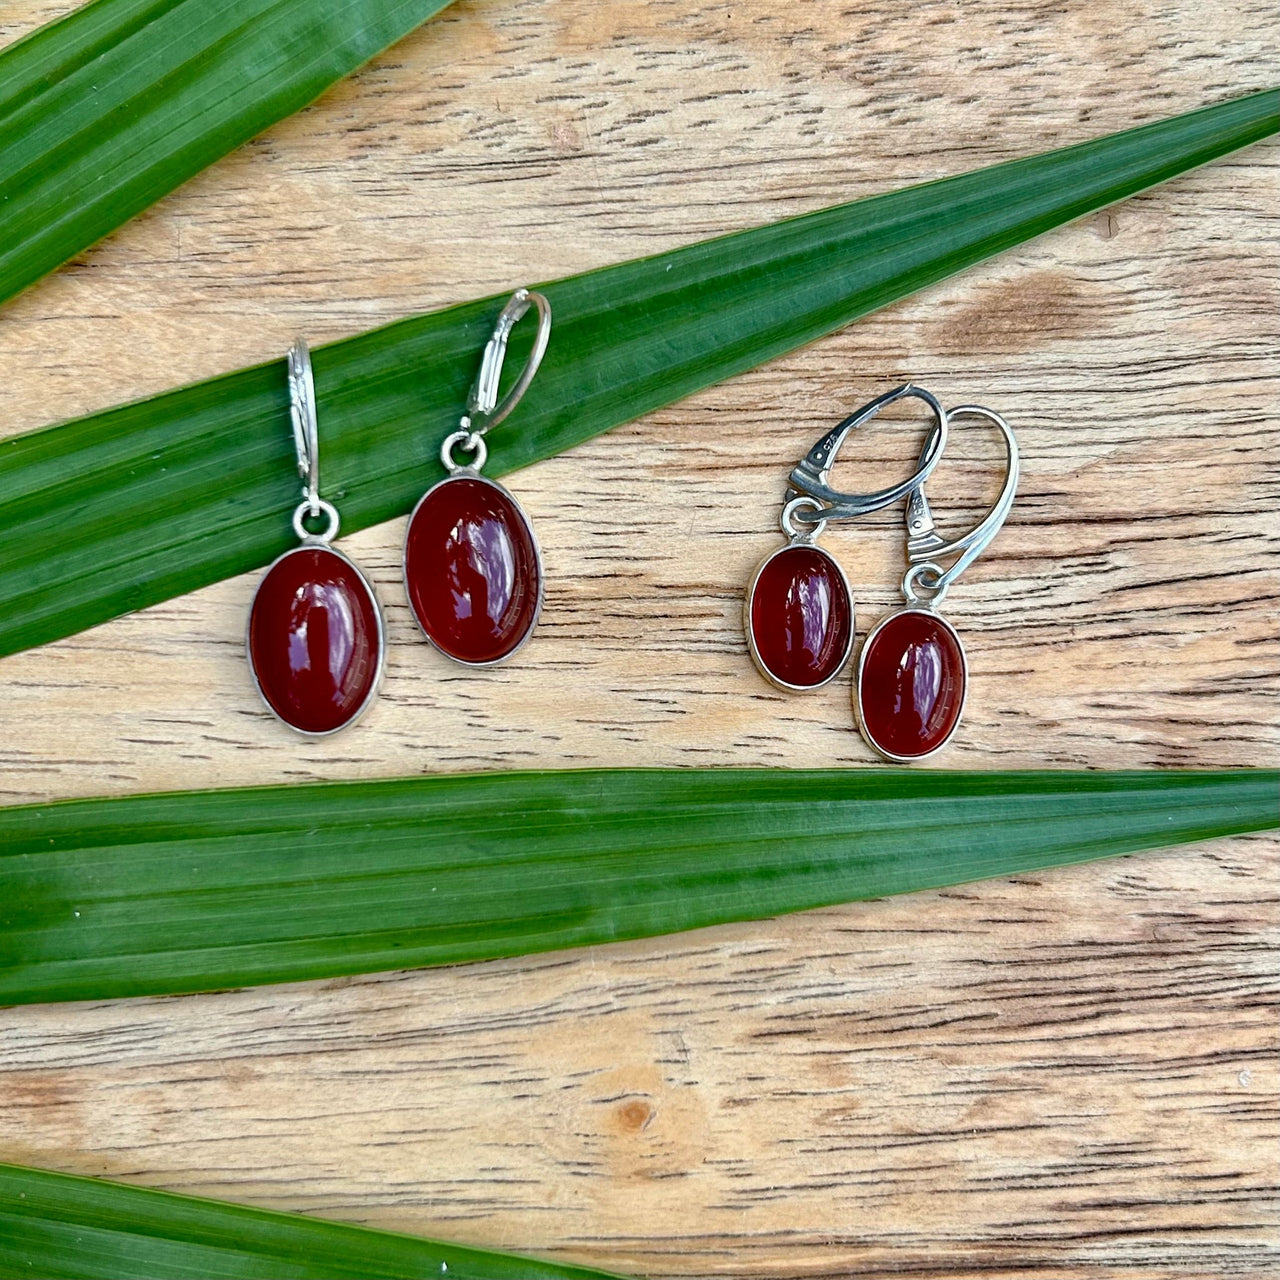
[288,338,319,512]
[287,338,339,543]
[787,383,948,523]
[466,287,552,434]
[442,288,552,474]
[902,404,1018,606]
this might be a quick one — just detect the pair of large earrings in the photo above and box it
[745,384,1019,762]
[246,289,551,735]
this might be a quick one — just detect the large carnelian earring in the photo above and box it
[246,340,386,735]
[856,404,1018,761]
[403,289,551,666]
[745,384,947,691]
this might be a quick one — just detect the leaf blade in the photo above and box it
[2,768,1275,1006]
[0,0,457,306]
[0,89,1275,658]
[0,1163,624,1279]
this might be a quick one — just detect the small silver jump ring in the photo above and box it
[441,428,488,473]
[293,497,340,544]
[782,495,828,542]
[902,561,948,607]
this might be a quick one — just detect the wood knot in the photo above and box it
[616,1098,656,1133]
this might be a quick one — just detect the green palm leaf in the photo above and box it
[0,1162,624,1279]
[2,768,1274,1006]
[0,0,456,307]
[0,89,1274,659]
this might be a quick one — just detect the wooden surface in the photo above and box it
[1,1,1277,1276]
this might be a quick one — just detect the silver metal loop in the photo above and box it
[902,561,948,607]
[788,384,948,524]
[292,497,340,544]
[465,288,552,436]
[441,428,488,474]
[781,495,828,543]
[904,404,1018,598]
[288,338,321,516]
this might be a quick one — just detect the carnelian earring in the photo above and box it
[855,404,1018,761]
[403,289,551,666]
[246,340,386,735]
[745,384,947,691]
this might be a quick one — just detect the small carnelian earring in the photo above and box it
[403,289,551,666]
[246,340,386,735]
[745,384,947,691]
[855,404,1018,761]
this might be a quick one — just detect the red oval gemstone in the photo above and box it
[404,476,541,665]
[858,609,966,759]
[748,545,853,688]
[247,547,382,735]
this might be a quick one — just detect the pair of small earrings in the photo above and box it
[246,289,552,735]
[745,383,1019,762]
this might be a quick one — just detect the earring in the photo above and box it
[403,289,551,666]
[247,340,386,735]
[746,384,947,690]
[856,405,1018,761]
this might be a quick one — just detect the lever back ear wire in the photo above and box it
[786,382,949,524]
[466,288,552,431]
[440,288,553,474]
[288,338,318,511]
[901,404,1019,608]
[287,338,339,544]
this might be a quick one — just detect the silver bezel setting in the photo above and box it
[744,542,856,693]
[854,605,968,763]
[403,470,544,668]
[246,541,387,738]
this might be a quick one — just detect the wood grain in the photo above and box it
[1,1,1277,1276]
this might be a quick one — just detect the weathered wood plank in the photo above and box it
[1,1,1276,1276]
